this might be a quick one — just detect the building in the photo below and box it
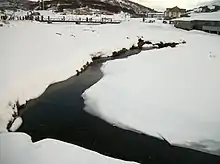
[164,6,186,19]
[147,12,164,20]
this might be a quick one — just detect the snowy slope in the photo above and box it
[107,0,154,13]
[0,132,137,164]
[25,0,154,15]
[83,22,220,152]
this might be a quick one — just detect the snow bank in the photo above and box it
[175,11,220,21]
[0,133,137,164]
[83,24,220,151]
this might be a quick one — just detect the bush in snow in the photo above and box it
[130,45,137,50]
[112,51,118,57]
[112,48,128,57]
[92,55,101,61]
[144,41,152,44]
[137,38,145,49]
[15,100,26,115]
[182,40,186,44]
[76,70,80,76]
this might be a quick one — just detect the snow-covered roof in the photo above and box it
[166,6,186,12]
[174,11,220,21]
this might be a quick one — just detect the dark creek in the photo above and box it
[12,39,220,164]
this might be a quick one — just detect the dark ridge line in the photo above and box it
[11,39,220,163]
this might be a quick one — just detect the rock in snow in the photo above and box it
[9,117,23,132]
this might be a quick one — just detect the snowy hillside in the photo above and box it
[24,0,155,15]
[0,132,137,164]
[106,0,155,14]
[192,5,220,13]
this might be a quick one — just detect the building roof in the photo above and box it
[166,6,186,13]
[174,11,220,21]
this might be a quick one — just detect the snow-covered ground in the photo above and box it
[175,11,220,21]
[0,132,137,164]
[1,11,220,153]
[83,22,220,151]
[0,15,138,131]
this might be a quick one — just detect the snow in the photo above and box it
[175,11,220,21]
[1,11,220,153]
[0,14,137,131]
[83,22,220,151]
[9,117,23,132]
[0,133,137,164]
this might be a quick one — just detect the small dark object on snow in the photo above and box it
[163,20,167,24]
[155,42,164,48]
[112,48,127,57]
[117,48,128,56]
[70,35,75,37]
[56,33,62,36]
[182,40,186,44]
[169,42,178,48]
[126,37,130,39]
[92,55,101,61]
[76,70,80,76]
[138,38,145,49]
[121,48,128,52]
[112,51,119,57]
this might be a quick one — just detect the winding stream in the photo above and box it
[16,43,220,164]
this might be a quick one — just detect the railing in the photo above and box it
[36,16,121,24]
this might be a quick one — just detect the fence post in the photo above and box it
[41,16,43,21]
